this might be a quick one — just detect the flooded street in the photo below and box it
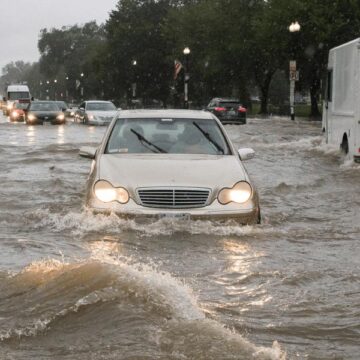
[0,114,359,359]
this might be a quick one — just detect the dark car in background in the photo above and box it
[25,101,65,125]
[206,98,247,124]
[55,101,77,119]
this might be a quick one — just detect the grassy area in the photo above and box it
[248,102,321,118]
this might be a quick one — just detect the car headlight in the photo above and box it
[218,181,252,204]
[89,114,95,120]
[70,111,75,116]
[56,113,65,120]
[7,104,13,110]
[28,114,36,121]
[11,111,19,118]
[94,180,129,204]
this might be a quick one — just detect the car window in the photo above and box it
[30,103,59,111]
[56,101,67,109]
[105,118,231,155]
[219,101,240,108]
[86,102,116,111]
[14,103,28,110]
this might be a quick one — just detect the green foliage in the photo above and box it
[102,0,175,105]
[37,22,105,100]
[2,0,360,115]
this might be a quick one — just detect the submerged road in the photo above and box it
[0,113,359,359]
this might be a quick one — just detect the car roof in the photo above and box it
[211,98,240,102]
[85,100,114,103]
[31,100,57,103]
[117,109,214,120]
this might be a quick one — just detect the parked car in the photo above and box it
[9,101,28,122]
[25,101,65,125]
[80,109,260,224]
[74,100,118,125]
[206,98,247,124]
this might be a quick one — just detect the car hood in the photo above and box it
[98,154,247,189]
[87,110,117,118]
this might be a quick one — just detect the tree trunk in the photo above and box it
[259,72,273,115]
[309,68,321,118]
[309,82,321,118]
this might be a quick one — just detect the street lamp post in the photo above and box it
[46,80,50,100]
[80,73,84,99]
[183,47,191,109]
[54,79,57,100]
[289,21,301,121]
[65,76,69,100]
[131,60,137,107]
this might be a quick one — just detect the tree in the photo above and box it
[38,22,106,100]
[103,0,176,106]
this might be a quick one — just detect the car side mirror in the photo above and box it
[238,148,255,161]
[79,107,85,111]
[79,146,97,159]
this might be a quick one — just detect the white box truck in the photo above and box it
[2,84,31,116]
[322,38,360,162]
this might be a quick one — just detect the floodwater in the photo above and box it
[0,114,359,360]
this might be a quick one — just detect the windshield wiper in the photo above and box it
[130,129,167,153]
[192,121,224,154]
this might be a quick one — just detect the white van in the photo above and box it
[322,38,360,162]
[3,84,31,116]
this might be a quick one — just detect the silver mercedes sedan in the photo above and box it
[80,109,261,224]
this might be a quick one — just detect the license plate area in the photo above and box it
[158,213,190,221]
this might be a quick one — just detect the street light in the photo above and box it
[65,76,69,99]
[131,60,137,104]
[183,47,191,109]
[288,21,301,121]
[80,73,84,99]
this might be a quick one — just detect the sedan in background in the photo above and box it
[25,101,65,125]
[54,101,76,118]
[80,109,260,224]
[74,100,118,125]
[9,101,28,122]
[206,98,247,124]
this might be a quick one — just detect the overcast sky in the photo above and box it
[0,0,119,73]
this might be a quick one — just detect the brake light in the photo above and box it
[238,106,247,113]
[215,107,226,112]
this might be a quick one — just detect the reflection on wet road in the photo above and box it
[0,114,359,359]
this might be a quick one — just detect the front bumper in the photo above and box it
[87,197,260,225]
[219,116,246,125]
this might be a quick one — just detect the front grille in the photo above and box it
[38,115,56,121]
[137,188,211,209]
[100,116,113,122]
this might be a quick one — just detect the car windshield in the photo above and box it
[56,101,68,109]
[30,103,59,111]
[86,102,116,111]
[106,118,231,155]
[8,92,30,100]
[14,103,29,110]
[219,101,240,108]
